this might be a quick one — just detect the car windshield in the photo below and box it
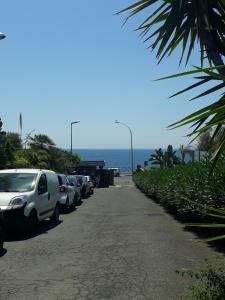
[0,173,37,192]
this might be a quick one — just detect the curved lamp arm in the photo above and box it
[115,120,134,174]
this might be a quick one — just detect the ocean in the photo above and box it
[73,149,155,173]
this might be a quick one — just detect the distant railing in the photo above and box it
[107,166,132,173]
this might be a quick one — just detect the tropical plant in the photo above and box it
[118,1,225,68]
[133,155,225,223]
[149,148,165,168]
[164,144,181,167]
[6,132,22,150]
[28,134,55,150]
[14,151,30,168]
[187,205,225,243]
[195,128,224,152]
[178,263,225,300]
[149,145,180,168]
[0,120,80,173]
[0,119,15,169]
[118,1,225,167]
[26,134,80,172]
[158,66,225,168]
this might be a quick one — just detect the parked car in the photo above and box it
[57,174,76,211]
[84,176,94,195]
[0,209,4,250]
[0,169,60,233]
[74,175,91,198]
[66,175,82,206]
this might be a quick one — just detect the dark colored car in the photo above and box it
[0,209,5,250]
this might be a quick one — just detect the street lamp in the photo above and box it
[0,32,6,40]
[115,120,134,174]
[70,121,80,156]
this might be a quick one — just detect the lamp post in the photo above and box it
[0,32,6,40]
[115,120,134,174]
[70,121,80,156]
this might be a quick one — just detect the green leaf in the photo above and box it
[204,235,225,243]
[156,65,225,81]
[186,224,225,228]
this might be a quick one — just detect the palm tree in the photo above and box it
[164,145,181,167]
[149,148,165,169]
[119,1,225,69]
[118,1,225,167]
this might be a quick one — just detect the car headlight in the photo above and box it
[9,196,27,207]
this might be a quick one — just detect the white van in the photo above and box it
[0,169,60,232]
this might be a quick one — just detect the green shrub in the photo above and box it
[133,157,225,222]
[177,263,225,300]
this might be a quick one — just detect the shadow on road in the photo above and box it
[183,226,225,255]
[137,186,225,256]
[60,206,77,215]
[5,219,63,242]
[0,248,7,257]
[146,213,164,217]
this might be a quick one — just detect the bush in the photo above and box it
[133,157,225,222]
[178,263,225,300]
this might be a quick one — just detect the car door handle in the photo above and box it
[48,193,51,200]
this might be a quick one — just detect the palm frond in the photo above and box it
[118,0,225,65]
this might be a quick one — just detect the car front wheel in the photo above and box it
[27,210,38,234]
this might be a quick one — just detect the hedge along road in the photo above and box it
[0,176,224,300]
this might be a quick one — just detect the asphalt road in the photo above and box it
[0,176,224,300]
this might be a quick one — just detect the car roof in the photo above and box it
[0,168,46,174]
[67,175,76,179]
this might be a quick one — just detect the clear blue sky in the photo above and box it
[0,0,213,149]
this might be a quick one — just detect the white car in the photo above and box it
[57,174,76,211]
[84,176,94,195]
[0,169,60,232]
[66,175,82,206]
[74,175,90,198]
